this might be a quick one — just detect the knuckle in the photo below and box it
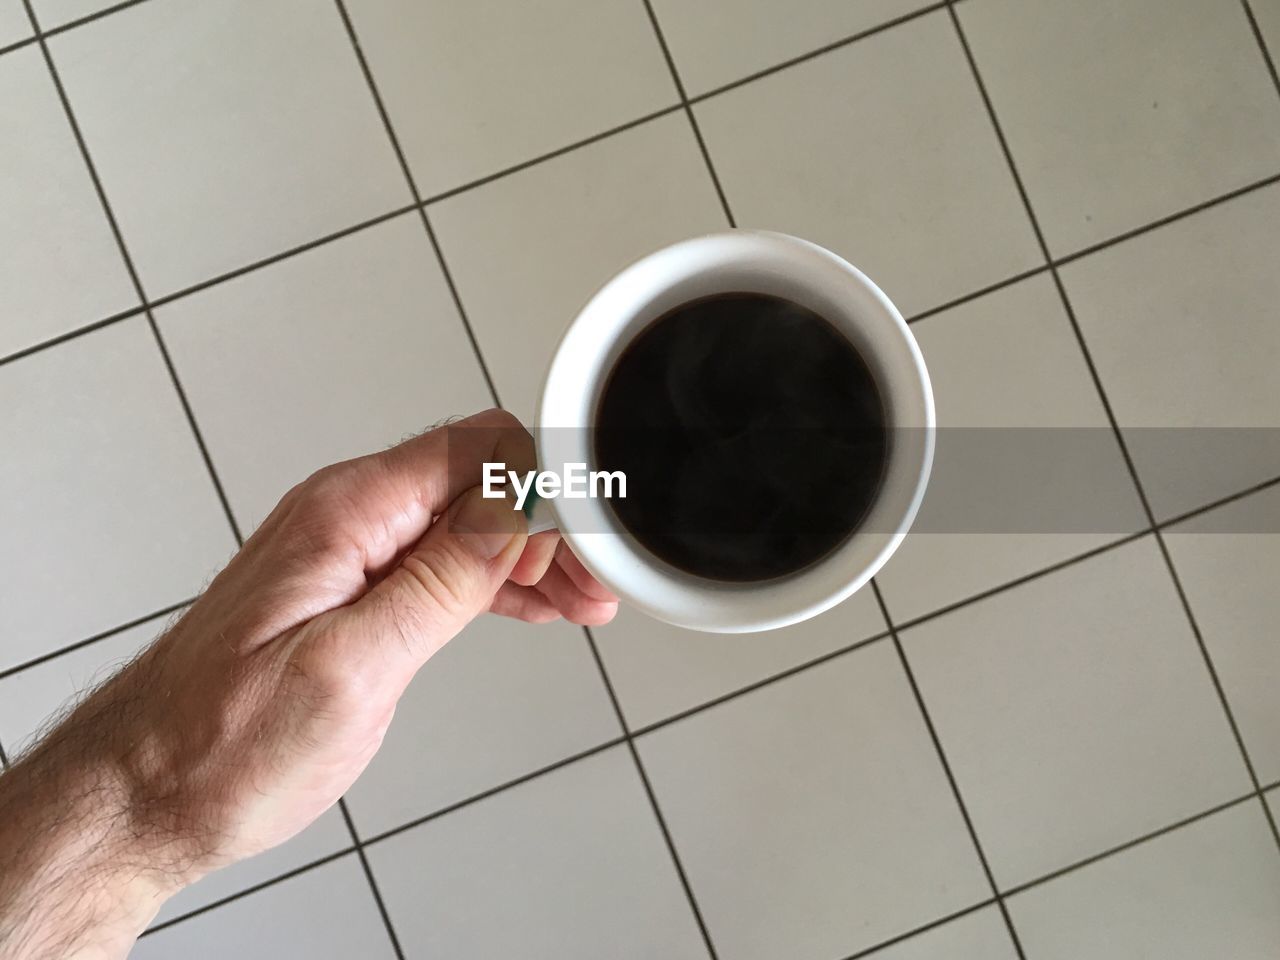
[302,462,355,506]
[458,408,527,451]
[279,462,346,511]
[278,463,366,558]
[287,636,376,711]
[473,407,522,431]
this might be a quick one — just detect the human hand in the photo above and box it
[0,409,617,959]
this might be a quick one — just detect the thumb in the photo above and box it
[360,485,527,674]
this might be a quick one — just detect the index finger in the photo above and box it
[375,408,536,515]
[322,408,536,575]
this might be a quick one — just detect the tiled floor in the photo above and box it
[1,1,1278,958]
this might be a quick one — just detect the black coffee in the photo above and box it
[594,292,887,582]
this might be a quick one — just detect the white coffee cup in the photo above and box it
[531,230,933,633]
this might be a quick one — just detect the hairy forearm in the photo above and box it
[0,674,179,959]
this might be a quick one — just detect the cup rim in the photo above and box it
[536,230,934,633]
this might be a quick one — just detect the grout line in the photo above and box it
[1053,170,1280,268]
[909,168,1280,322]
[21,0,243,546]
[323,5,493,951]
[0,306,148,369]
[135,768,1275,946]
[363,737,627,847]
[0,597,194,680]
[0,112,1276,372]
[581,626,721,960]
[144,316,245,543]
[41,0,154,38]
[148,203,419,311]
[999,790,1260,898]
[944,3,1051,261]
[1240,0,1280,102]
[872,581,1028,960]
[422,104,685,205]
[687,1,949,104]
[420,212,504,406]
[138,845,359,937]
[126,563,1280,943]
[1147,529,1280,849]
[624,734,721,957]
[946,0,1280,856]
[638,0,736,227]
[1,0,156,59]
[838,897,998,960]
[2,461,1273,715]
[1157,472,1280,529]
[0,207,419,372]
[892,529,1150,633]
[333,0,502,407]
[905,265,1050,324]
[631,628,893,737]
[8,166,1275,373]
[7,163,1273,375]
[338,800,407,960]
[0,34,37,56]
[2,466,1274,705]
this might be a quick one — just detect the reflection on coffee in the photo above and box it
[594,293,887,582]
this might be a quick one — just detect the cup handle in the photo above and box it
[523,491,558,535]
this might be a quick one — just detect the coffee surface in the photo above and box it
[594,293,887,582]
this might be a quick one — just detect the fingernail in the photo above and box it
[448,487,523,560]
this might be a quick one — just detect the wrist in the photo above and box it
[0,693,184,958]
